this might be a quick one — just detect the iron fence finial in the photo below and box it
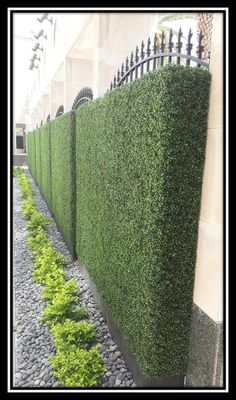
[117,68,120,83]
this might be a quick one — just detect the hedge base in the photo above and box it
[77,260,185,388]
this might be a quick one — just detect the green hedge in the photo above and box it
[50,112,76,254]
[75,65,211,378]
[35,129,42,188]
[40,123,52,207]
[27,131,36,179]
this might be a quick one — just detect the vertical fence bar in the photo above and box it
[176,27,183,65]
[168,29,173,64]
[160,31,165,66]
[121,63,124,85]
[186,28,193,66]
[117,68,120,85]
[135,46,139,78]
[146,37,151,72]
[140,41,145,76]
[113,75,117,88]
[130,51,134,82]
[153,33,157,70]
[196,29,204,67]
[125,57,129,83]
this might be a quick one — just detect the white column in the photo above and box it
[93,13,158,98]
[43,94,51,123]
[64,57,93,112]
[50,81,64,119]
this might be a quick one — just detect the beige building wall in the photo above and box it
[193,13,223,323]
[187,13,224,388]
[93,13,158,97]
[17,13,159,129]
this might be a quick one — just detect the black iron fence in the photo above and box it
[72,87,93,110]
[109,28,209,91]
[35,28,209,127]
[55,105,64,118]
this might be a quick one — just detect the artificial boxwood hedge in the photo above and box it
[26,64,211,380]
[35,129,42,188]
[40,123,51,207]
[27,131,36,179]
[50,112,76,254]
[75,65,211,378]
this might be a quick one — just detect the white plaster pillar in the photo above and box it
[43,94,51,123]
[50,81,64,119]
[93,13,158,98]
[64,57,93,112]
[37,101,43,126]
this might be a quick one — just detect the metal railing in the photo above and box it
[108,28,209,91]
[72,87,93,110]
[55,105,64,118]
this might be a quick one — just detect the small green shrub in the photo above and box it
[18,174,34,199]
[51,319,96,351]
[18,165,104,388]
[26,209,51,231]
[34,244,67,269]
[22,198,37,219]
[49,345,107,387]
[13,166,24,177]
[75,306,89,320]
[41,270,67,300]
[34,260,65,286]
[41,279,79,326]
[27,228,51,256]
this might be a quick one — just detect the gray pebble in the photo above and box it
[39,370,46,379]
[109,375,116,384]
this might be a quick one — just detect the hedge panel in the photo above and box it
[40,123,51,207]
[35,128,42,188]
[50,112,76,254]
[75,65,211,378]
[27,131,36,180]
[26,131,31,171]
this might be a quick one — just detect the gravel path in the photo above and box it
[13,171,136,388]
